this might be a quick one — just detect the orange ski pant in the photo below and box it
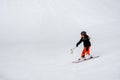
[81,47,90,58]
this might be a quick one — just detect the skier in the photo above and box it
[76,31,93,60]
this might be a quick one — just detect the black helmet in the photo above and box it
[81,31,86,35]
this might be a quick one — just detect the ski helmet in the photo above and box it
[81,31,87,35]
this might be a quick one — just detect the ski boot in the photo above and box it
[78,56,86,60]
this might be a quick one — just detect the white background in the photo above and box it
[0,0,120,80]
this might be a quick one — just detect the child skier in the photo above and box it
[76,31,93,60]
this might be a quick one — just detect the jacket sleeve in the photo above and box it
[76,38,82,47]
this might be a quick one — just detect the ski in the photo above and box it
[72,56,99,63]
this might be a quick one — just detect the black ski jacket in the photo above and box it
[76,35,91,47]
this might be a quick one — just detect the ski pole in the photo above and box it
[70,47,77,54]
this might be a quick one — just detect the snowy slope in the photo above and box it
[0,43,120,80]
[0,0,120,80]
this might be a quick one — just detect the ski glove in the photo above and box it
[76,44,78,47]
[76,44,79,47]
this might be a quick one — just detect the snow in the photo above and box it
[0,0,120,80]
